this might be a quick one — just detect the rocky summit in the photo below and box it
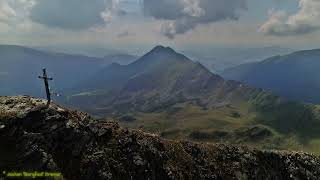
[0,96,320,180]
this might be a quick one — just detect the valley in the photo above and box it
[63,46,320,155]
[1,45,320,154]
[2,0,320,178]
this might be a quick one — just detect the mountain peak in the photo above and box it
[130,45,188,67]
[150,45,176,54]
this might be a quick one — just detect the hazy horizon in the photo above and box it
[1,0,320,52]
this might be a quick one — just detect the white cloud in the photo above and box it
[0,1,15,23]
[181,0,204,17]
[143,0,247,39]
[29,0,126,30]
[260,0,320,36]
[101,0,127,23]
[0,0,35,25]
[0,0,130,30]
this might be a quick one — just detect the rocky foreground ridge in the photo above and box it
[0,96,320,180]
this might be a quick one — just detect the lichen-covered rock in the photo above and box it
[0,96,320,180]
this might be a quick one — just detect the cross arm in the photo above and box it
[38,76,53,80]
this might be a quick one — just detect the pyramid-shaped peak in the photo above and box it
[150,45,176,54]
[130,45,190,67]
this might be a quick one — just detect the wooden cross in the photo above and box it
[38,68,53,105]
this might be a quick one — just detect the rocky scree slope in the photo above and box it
[0,96,320,180]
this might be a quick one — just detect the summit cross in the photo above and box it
[38,68,53,105]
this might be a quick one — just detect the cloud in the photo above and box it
[143,0,247,38]
[30,0,125,30]
[101,0,127,22]
[181,0,205,17]
[0,1,15,23]
[260,0,320,36]
[0,0,35,25]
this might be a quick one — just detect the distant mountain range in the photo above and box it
[184,46,294,72]
[65,46,320,154]
[2,44,320,153]
[102,54,138,65]
[221,49,320,104]
[33,45,125,57]
[0,45,137,97]
[67,46,255,114]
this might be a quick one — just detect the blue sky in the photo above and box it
[0,0,319,52]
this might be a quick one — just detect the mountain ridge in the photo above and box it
[67,46,246,114]
[1,96,320,179]
[64,46,320,155]
[0,44,137,97]
[221,48,320,103]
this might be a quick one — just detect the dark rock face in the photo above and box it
[1,96,320,180]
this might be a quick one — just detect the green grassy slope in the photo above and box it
[115,92,320,155]
[65,46,320,155]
